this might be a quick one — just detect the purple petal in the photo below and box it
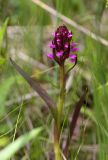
[69,54,77,62]
[48,44,55,48]
[68,33,72,38]
[52,32,56,36]
[57,39,60,42]
[57,51,63,57]
[47,53,54,59]
[64,43,69,48]
[71,42,78,47]
[56,33,60,36]
[71,47,79,52]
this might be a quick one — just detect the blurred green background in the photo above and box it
[0,0,108,159]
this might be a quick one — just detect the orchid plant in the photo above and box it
[10,25,87,160]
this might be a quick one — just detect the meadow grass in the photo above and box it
[0,0,108,159]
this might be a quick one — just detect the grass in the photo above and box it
[0,0,108,159]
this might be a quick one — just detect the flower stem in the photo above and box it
[54,124,61,160]
[57,64,65,128]
[53,64,65,160]
[54,141,61,160]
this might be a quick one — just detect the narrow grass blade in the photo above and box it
[0,127,43,160]
[0,18,9,50]
[10,58,56,118]
[0,76,17,116]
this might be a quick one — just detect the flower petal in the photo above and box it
[57,39,60,42]
[57,51,63,57]
[56,33,60,36]
[71,47,79,52]
[64,43,69,48]
[68,33,72,38]
[71,42,78,47]
[48,44,55,48]
[47,53,54,59]
[52,32,56,36]
[69,54,77,62]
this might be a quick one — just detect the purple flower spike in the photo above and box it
[47,25,78,65]
[47,53,54,59]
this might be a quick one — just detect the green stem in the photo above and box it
[54,64,65,160]
[57,64,65,128]
[54,141,61,160]
[54,124,61,160]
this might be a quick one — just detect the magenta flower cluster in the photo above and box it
[47,25,78,65]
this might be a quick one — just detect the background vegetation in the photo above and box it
[0,0,108,159]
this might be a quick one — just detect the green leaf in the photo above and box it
[10,58,56,119]
[0,18,9,52]
[0,137,9,147]
[69,88,88,137]
[64,88,88,157]
[0,57,6,65]
[0,76,16,116]
[0,127,43,160]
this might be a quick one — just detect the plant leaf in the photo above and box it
[0,76,16,117]
[0,18,9,52]
[64,88,88,157]
[10,58,56,119]
[0,127,43,160]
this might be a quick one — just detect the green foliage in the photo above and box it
[0,18,9,68]
[0,76,17,116]
[0,127,43,160]
[0,18,8,50]
[0,0,108,159]
[0,137,9,147]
